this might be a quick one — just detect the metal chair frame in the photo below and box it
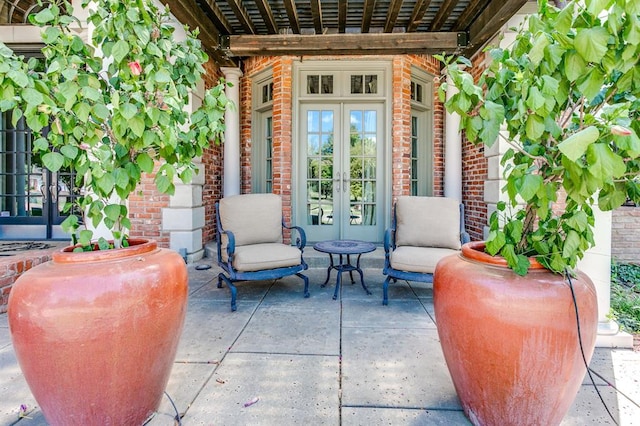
[215,201,310,311]
[382,202,470,305]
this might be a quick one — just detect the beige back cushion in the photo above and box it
[395,196,461,250]
[219,194,283,246]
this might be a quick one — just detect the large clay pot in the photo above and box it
[434,241,598,426]
[8,239,188,425]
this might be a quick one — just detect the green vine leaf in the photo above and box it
[42,152,64,172]
[574,27,610,63]
[558,126,600,161]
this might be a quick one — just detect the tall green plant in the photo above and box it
[0,0,229,249]
[438,0,640,275]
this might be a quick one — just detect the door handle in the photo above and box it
[343,172,350,193]
[40,171,48,203]
[334,173,341,193]
[49,185,59,203]
[49,174,58,204]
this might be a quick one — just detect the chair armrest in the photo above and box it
[284,221,307,250]
[221,229,236,256]
[461,231,471,245]
[383,227,394,254]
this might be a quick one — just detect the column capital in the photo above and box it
[220,67,243,81]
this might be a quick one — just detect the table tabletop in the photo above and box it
[313,239,376,255]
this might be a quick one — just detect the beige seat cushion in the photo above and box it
[228,243,302,272]
[395,196,461,250]
[390,246,459,274]
[219,194,283,252]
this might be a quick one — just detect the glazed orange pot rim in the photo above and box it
[461,241,546,270]
[52,239,157,264]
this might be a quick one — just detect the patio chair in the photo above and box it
[382,196,470,305]
[215,193,310,311]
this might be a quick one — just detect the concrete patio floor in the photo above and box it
[1,254,640,425]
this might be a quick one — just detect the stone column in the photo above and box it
[578,206,633,348]
[221,67,243,197]
[160,20,206,261]
[443,76,462,203]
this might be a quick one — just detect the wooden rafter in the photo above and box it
[467,0,528,53]
[384,0,403,33]
[226,32,462,56]
[407,0,432,32]
[454,0,489,31]
[338,0,347,33]
[311,0,323,34]
[361,0,375,33]
[254,0,279,34]
[162,0,236,66]
[283,0,301,34]
[226,0,257,34]
[197,0,233,35]
[430,0,457,31]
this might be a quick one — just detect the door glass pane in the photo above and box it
[0,114,41,218]
[308,134,320,155]
[365,75,377,94]
[321,75,333,94]
[308,110,320,132]
[349,109,376,226]
[266,116,273,192]
[307,75,319,94]
[307,110,334,226]
[411,115,418,195]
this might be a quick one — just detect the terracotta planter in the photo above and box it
[8,239,188,425]
[434,241,598,426]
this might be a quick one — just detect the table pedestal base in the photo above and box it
[321,253,372,300]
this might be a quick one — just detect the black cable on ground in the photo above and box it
[565,269,619,426]
[164,391,182,426]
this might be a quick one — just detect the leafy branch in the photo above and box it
[438,0,640,275]
[0,0,231,249]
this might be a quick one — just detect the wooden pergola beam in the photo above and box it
[338,0,347,33]
[162,0,236,66]
[361,0,376,33]
[283,0,301,34]
[384,0,403,33]
[226,0,257,34]
[254,0,279,34]
[226,32,464,56]
[430,0,457,31]
[311,0,324,34]
[407,0,432,32]
[454,0,488,31]
[467,0,528,53]
[198,0,233,35]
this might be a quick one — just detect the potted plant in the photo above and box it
[433,0,640,424]
[1,0,229,423]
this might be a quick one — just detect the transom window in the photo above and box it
[301,70,384,98]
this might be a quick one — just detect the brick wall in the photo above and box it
[0,250,56,314]
[129,167,171,247]
[612,206,640,264]
[202,62,224,245]
[461,53,489,241]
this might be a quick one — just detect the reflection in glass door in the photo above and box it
[0,113,78,239]
[301,103,383,242]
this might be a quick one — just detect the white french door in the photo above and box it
[299,102,384,242]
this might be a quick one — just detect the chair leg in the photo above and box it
[382,275,393,306]
[218,273,238,311]
[296,272,310,298]
[217,274,224,289]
